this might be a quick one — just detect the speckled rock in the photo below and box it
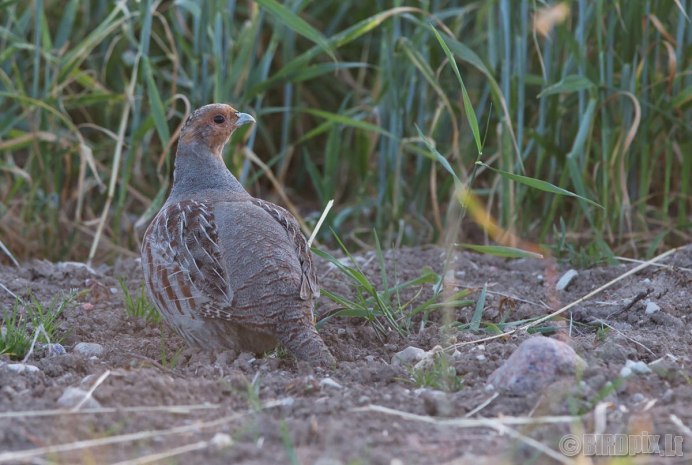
[73,342,104,358]
[5,363,40,374]
[42,343,66,357]
[57,386,102,409]
[319,377,343,390]
[391,346,426,366]
[487,336,586,396]
[418,388,453,417]
[620,359,651,378]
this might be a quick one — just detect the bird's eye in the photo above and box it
[213,115,225,124]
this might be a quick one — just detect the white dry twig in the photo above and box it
[307,199,334,248]
[0,403,219,420]
[72,370,111,412]
[110,440,209,465]
[0,281,23,304]
[670,414,692,438]
[0,238,19,267]
[22,324,51,363]
[0,399,287,463]
[355,404,580,465]
[464,392,499,418]
[445,247,680,351]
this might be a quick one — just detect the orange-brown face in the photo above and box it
[180,104,255,157]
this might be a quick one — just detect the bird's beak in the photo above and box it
[235,112,255,127]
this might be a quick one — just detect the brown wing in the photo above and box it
[141,199,234,320]
[250,198,319,300]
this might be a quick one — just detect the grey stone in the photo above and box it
[391,346,427,366]
[413,345,444,371]
[649,356,678,380]
[620,359,651,378]
[630,393,646,404]
[5,363,40,374]
[556,269,578,291]
[420,389,453,416]
[43,343,66,357]
[57,386,101,409]
[644,300,661,315]
[74,342,104,358]
[210,432,233,449]
[487,336,587,396]
[319,377,343,390]
[594,335,636,363]
[314,458,344,465]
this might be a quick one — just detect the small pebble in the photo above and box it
[487,336,587,395]
[57,387,101,409]
[74,342,104,357]
[556,269,578,291]
[43,343,66,357]
[314,458,343,465]
[319,377,343,390]
[620,359,651,377]
[413,346,444,371]
[649,356,677,379]
[391,346,427,366]
[5,363,40,374]
[210,432,233,449]
[644,300,660,315]
[420,389,453,417]
[630,393,646,404]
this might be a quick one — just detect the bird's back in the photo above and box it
[141,196,313,351]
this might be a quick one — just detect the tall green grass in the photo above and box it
[0,0,689,263]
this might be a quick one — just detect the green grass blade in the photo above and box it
[476,161,603,209]
[142,56,170,145]
[457,244,544,259]
[469,284,487,331]
[300,108,394,141]
[254,0,335,60]
[415,124,461,186]
[431,27,482,154]
[537,75,596,98]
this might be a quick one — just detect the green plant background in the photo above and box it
[0,0,689,263]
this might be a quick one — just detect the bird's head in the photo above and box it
[179,104,255,157]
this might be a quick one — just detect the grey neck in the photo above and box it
[168,141,248,202]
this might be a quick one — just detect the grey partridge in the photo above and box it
[141,103,335,366]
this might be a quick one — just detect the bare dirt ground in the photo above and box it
[1,245,691,464]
